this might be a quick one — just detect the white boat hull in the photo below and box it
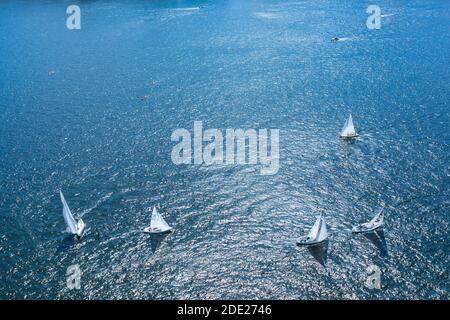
[143,226,172,234]
[340,133,359,139]
[352,224,382,234]
[296,236,328,246]
[75,219,85,238]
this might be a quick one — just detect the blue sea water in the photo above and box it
[0,0,449,299]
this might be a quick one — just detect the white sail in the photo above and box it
[352,207,384,233]
[340,114,358,138]
[369,208,384,226]
[307,214,322,240]
[60,191,84,237]
[60,191,78,234]
[145,206,172,233]
[298,213,328,245]
[316,214,328,242]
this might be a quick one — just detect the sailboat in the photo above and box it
[352,208,384,233]
[339,114,359,138]
[60,191,85,239]
[297,213,328,245]
[144,206,172,234]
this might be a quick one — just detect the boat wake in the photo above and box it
[333,37,358,42]
[171,7,200,12]
[254,12,283,19]
[79,192,113,218]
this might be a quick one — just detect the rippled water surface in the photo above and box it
[0,0,449,299]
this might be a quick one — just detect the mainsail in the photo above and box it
[308,214,328,243]
[369,208,384,227]
[340,114,358,138]
[150,206,172,232]
[60,191,78,235]
[317,215,328,242]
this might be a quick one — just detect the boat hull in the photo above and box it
[352,224,382,234]
[144,226,173,234]
[75,220,85,239]
[296,238,328,246]
[339,134,359,139]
